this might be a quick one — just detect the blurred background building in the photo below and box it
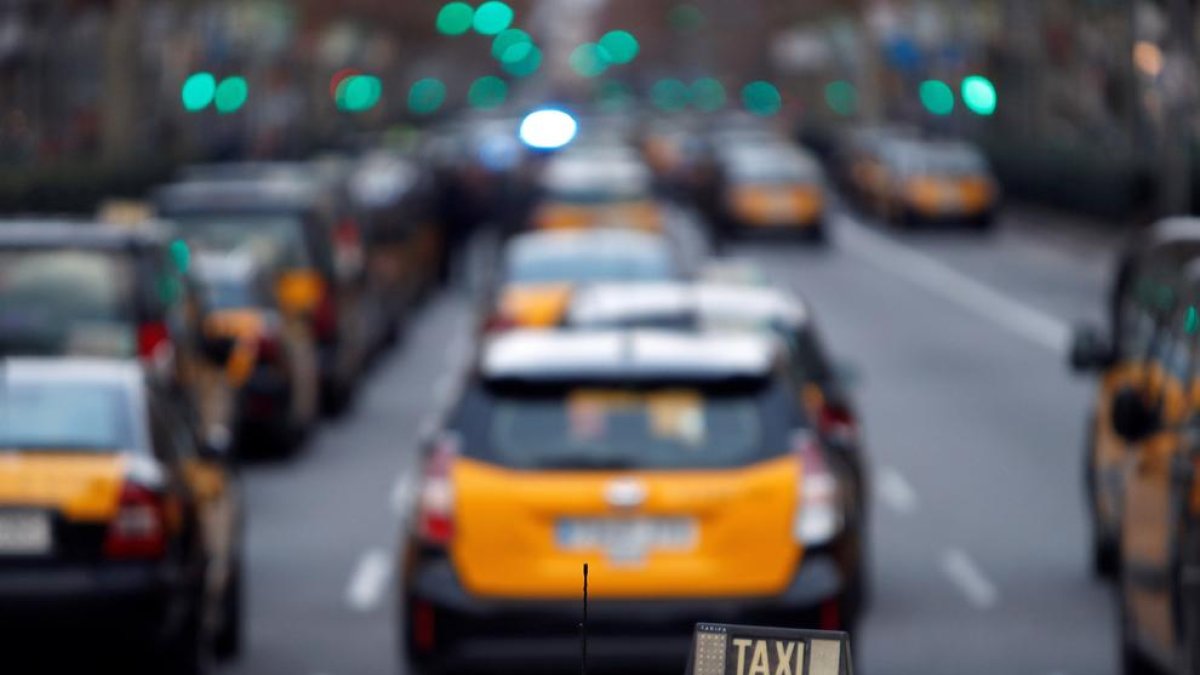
[0,0,1196,219]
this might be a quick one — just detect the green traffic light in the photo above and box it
[919,80,954,116]
[408,78,447,115]
[651,78,690,112]
[473,1,513,35]
[502,45,542,77]
[338,75,382,112]
[492,29,532,62]
[961,75,996,116]
[181,72,216,111]
[436,2,474,35]
[825,80,857,116]
[690,78,726,112]
[569,43,610,78]
[742,81,782,116]
[598,30,639,65]
[214,76,248,114]
[468,76,508,109]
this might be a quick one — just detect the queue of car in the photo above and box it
[398,125,870,674]
[0,147,444,670]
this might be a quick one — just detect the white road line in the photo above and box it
[836,216,1071,353]
[942,548,999,610]
[346,548,392,612]
[391,467,417,518]
[876,466,918,515]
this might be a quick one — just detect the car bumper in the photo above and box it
[402,551,851,670]
[0,562,189,642]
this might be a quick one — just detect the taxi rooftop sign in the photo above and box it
[687,623,853,675]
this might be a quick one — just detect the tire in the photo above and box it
[1093,535,1120,579]
[158,602,210,675]
[213,561,244,661]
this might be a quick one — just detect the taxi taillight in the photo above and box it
[792,431,843,547]
[416,433,459,547]
[104,482,167,560]
[137,321,172,362]
[818,401,858,447]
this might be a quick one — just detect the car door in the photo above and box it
[1124,301,1193,663]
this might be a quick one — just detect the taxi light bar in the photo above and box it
[687,623,853,675]
[104,482,167,560]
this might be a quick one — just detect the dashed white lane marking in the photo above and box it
[391,467,417,518]
[346,548,392,612]
[837,216,1070,353]
[942,548,999,610]
[876,466,918,515]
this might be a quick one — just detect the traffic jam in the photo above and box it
[0,1,1198,674]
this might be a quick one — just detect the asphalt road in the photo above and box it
[222,201,1120,675]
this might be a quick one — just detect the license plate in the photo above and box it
[556,518,697,560]
[0,512,52,556]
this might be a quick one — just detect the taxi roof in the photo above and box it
[509,228,668,259]
[1,357,146,391]
[480,329,779,383]
[0,219,167,250]
[567,282,808,330]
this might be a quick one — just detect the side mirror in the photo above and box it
[200,426,233,462]
[1111,386,1161,444]
[200,334,236,365]
[1069,324,1116,373]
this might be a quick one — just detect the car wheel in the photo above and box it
[214,560,244,661]
[159,602,210,675]
[1120,584,1162,675]
[1093,534,1120,579]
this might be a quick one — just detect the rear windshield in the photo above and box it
[0,250,136,357]
[170,214,313,270]
[455,379,799,470]
[198,275,260,310]
[506,247,673,285]
[729,161,819,185]
[0,381,140,452]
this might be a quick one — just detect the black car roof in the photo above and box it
[0,220,167,250]
[154,178,324,215]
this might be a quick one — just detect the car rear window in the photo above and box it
[0,250,136,357]
[170,214,313,270]
[455,379,799,470]
[506,247,673,285]
[0,381,139,452]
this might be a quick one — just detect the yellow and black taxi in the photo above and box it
[718,147,827,242]
[1069,217,1200,578]
[869,140,998,228]
[400,329,866,672]
[0,220,235,441]
[565,281,864,460]
[156,170,372,415]
[0,358,243,671]
[191,250,320,455]
[484,228,683,331]
[531,149,663,232]
[1083,255,1200,674]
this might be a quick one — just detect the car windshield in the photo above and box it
[458,380,795,470]
[0,380,139,452]
[506,246,673,284]
[170,214,312,269]
[198,275,259,310]
[0,250,135,357]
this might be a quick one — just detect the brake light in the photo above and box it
[482,312,517,333]
[256,333,283,365]
[312,290,338,343]
[104,482,167,560]
[818,402,858,446]
[792,430,843,547]
[137,321,172,361]
[416,433,459,547]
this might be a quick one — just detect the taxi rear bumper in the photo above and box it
[0,562,191,643]
[402,550,853,671]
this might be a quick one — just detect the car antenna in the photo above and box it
[580,562,589,675]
